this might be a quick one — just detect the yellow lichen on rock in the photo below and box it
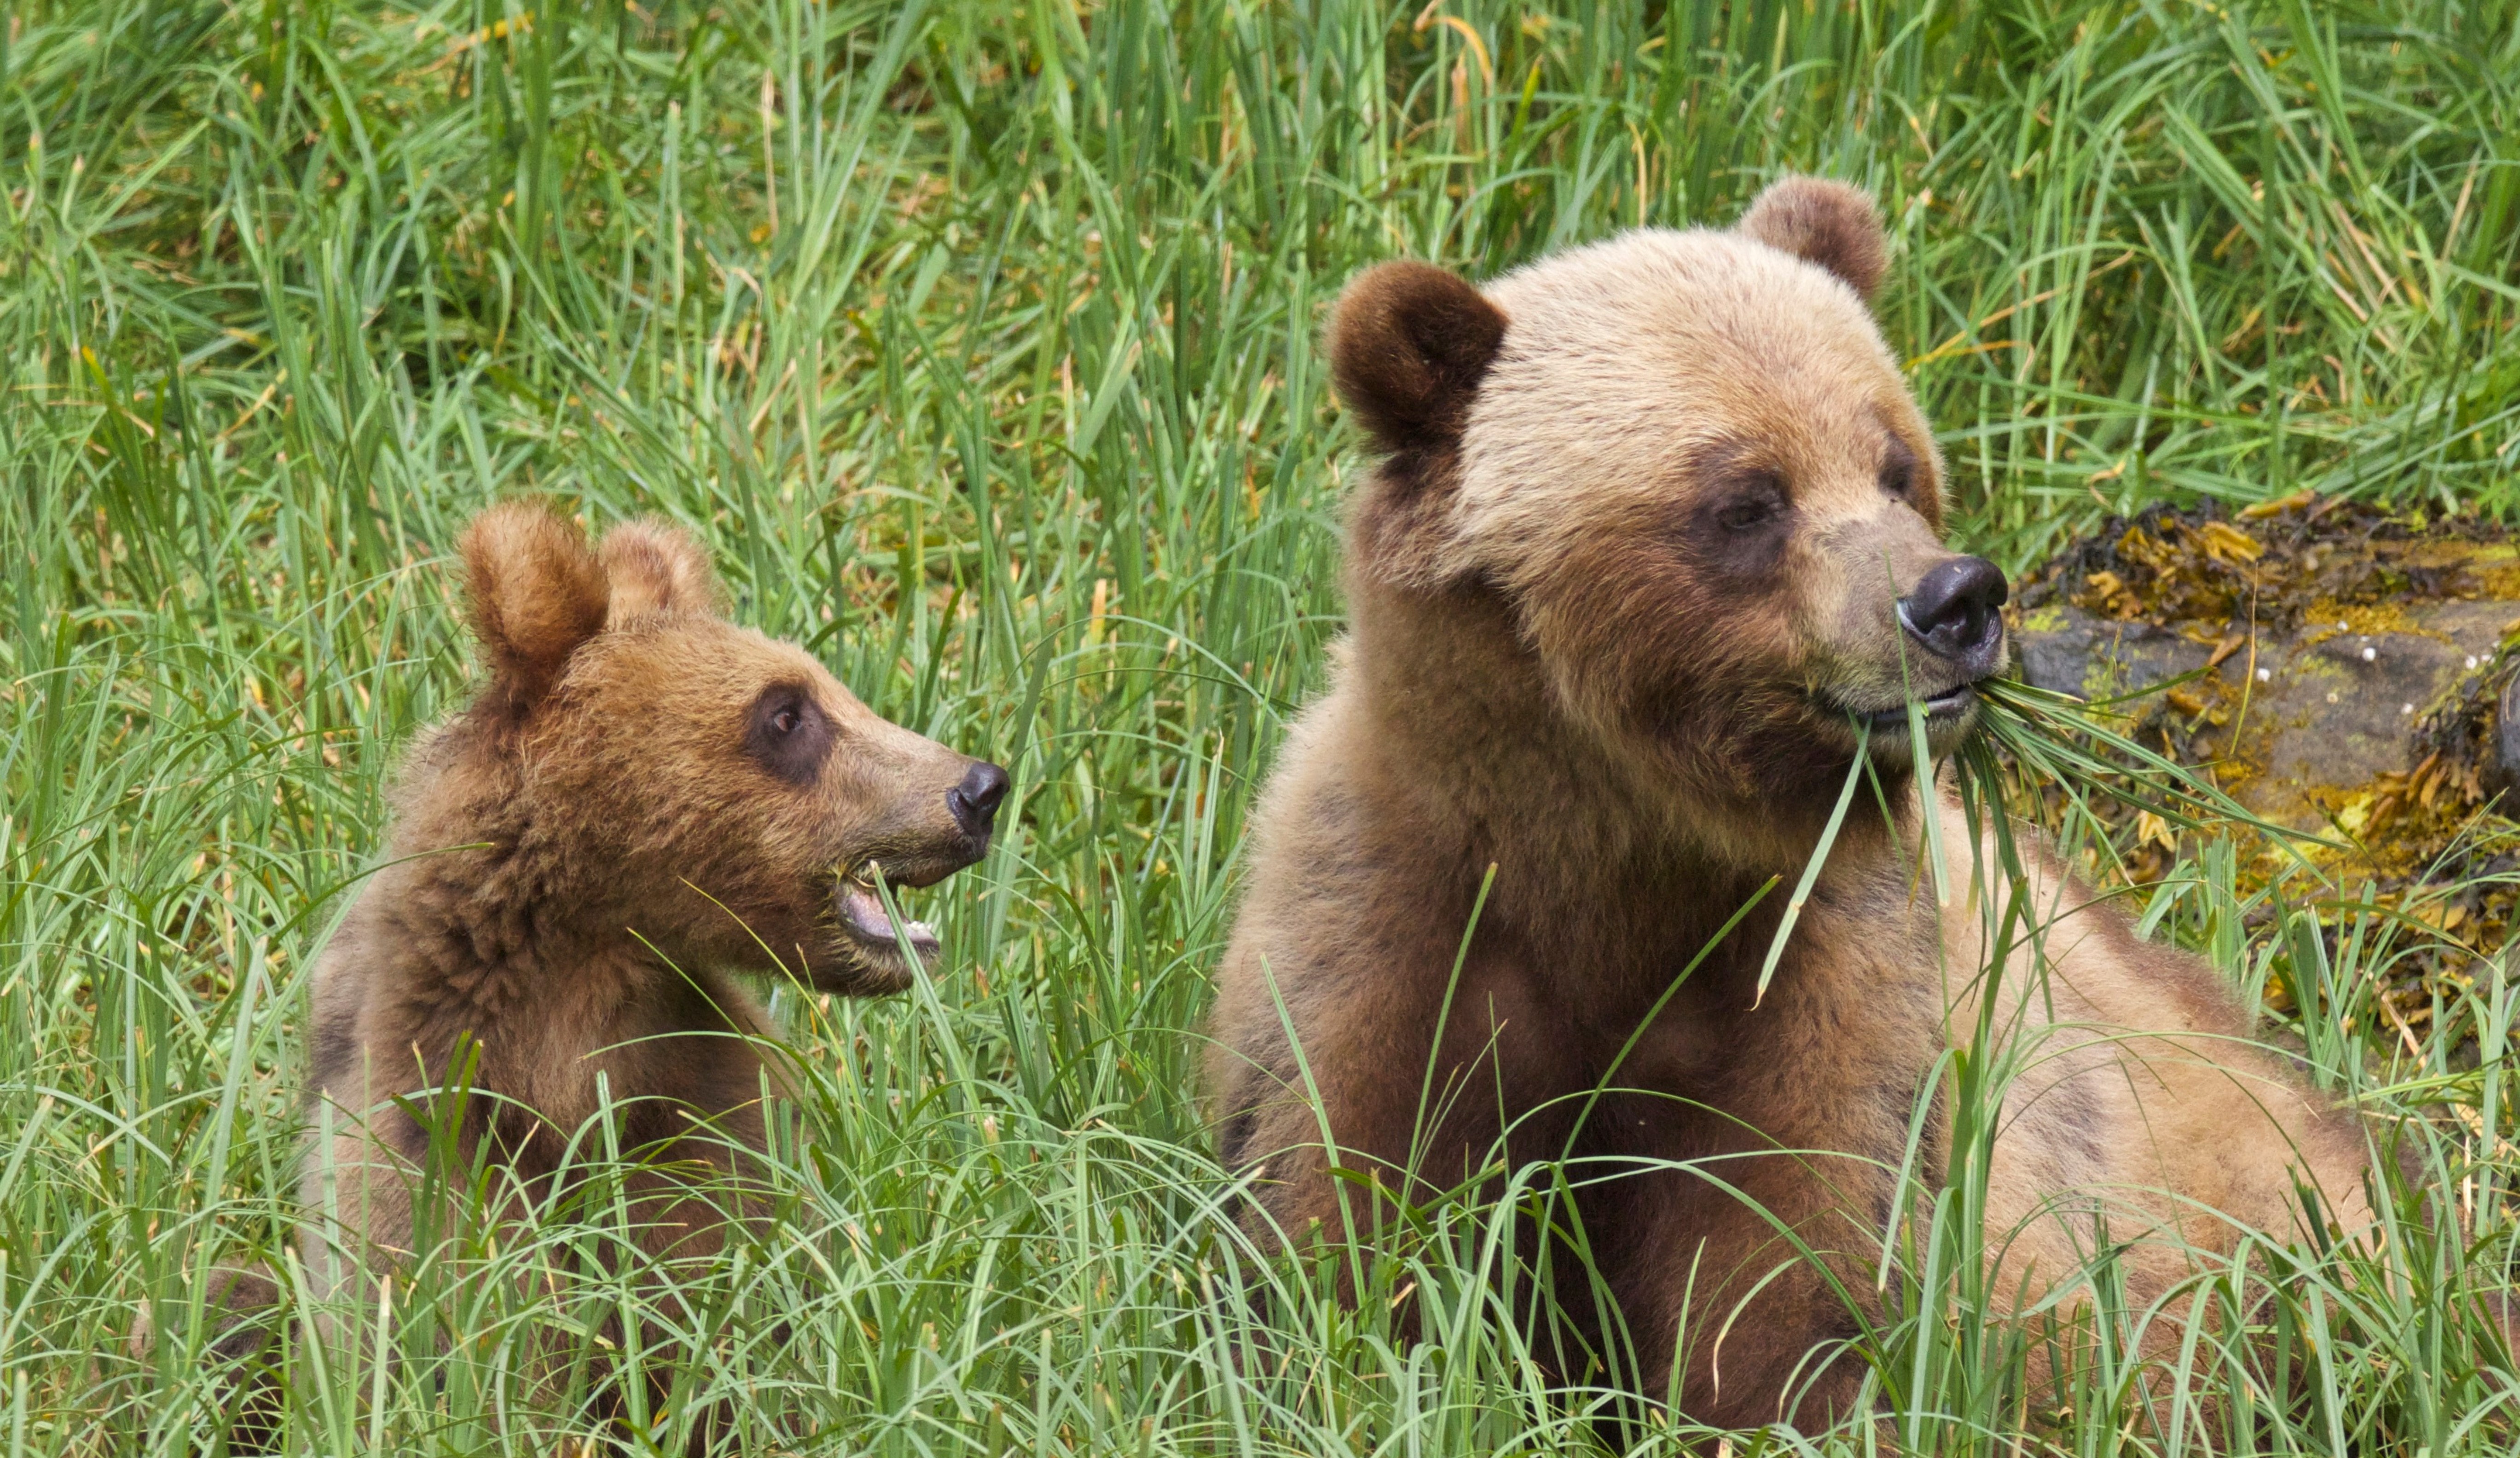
[2012,495,2520,963]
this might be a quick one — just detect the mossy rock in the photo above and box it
[2010,493,2520,836]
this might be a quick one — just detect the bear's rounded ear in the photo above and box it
[1327,260,1507,457]
[1736,176,1889,301]
[459,502,610,714]
[598,518,719,624]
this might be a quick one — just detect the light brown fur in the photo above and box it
[1210,177,2375,1429]
[184,503,1007,1446]
[307,503,1001,1294]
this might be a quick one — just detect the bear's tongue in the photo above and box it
[839,882,940,956]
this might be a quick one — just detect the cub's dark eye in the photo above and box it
[744,682,834,786]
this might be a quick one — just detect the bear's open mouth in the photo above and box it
[833,861,942,961]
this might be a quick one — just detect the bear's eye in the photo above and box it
[744,683,834,786]
[1716,499,1774,532]
[1713,476,1787,533]
[1879,438,1918,501]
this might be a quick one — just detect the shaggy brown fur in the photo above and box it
[1209,176,2378,1430]
[191,502,1007,1446]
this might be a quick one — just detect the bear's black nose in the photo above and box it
[949,762,1011,837]
[1896,555,2009,677]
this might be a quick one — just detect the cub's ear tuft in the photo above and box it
[599,518,719,624]
[1736,176,1889,301]
[459,502,610,714]
[1327,260,1507,458]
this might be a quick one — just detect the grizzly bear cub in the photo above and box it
[300,502,1006,1296]
[1208,178,2376,1429]
[196,502,1006,1439]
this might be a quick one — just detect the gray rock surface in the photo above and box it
[2011,598,2514,829]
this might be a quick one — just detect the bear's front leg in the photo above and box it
[1575,1127,1891,1430]
[1210,938,1587,1314]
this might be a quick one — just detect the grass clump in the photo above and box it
[6,0,2520,1452]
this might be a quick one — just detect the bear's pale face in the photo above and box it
[1456,231,1995,808]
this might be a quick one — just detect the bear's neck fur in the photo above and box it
[1339,566,1934,1015]
[385,727,655,997]
[309,723,769,1172]
[1273,564,1954,1332]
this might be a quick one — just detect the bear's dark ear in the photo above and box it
[1736,176,1889,301]
[1327,260,1507,458]
[459,502,610,714]
[599,518,719,624]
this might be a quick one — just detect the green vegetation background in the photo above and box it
[8,0,2520,1452]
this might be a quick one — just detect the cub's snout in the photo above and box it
[874,756,1009,883]
[950,761,1011,840]
[805,709,1011,989]
[823,754,1010,984]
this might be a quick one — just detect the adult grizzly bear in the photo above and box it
[1208,178,2376,1429]
[194,502,1008,1444]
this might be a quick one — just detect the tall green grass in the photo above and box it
[7,0,2520,1451]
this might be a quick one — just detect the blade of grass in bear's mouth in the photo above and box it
[835,877,939,950]
[1840,684,1975,727]
[1887,692,1963,715]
